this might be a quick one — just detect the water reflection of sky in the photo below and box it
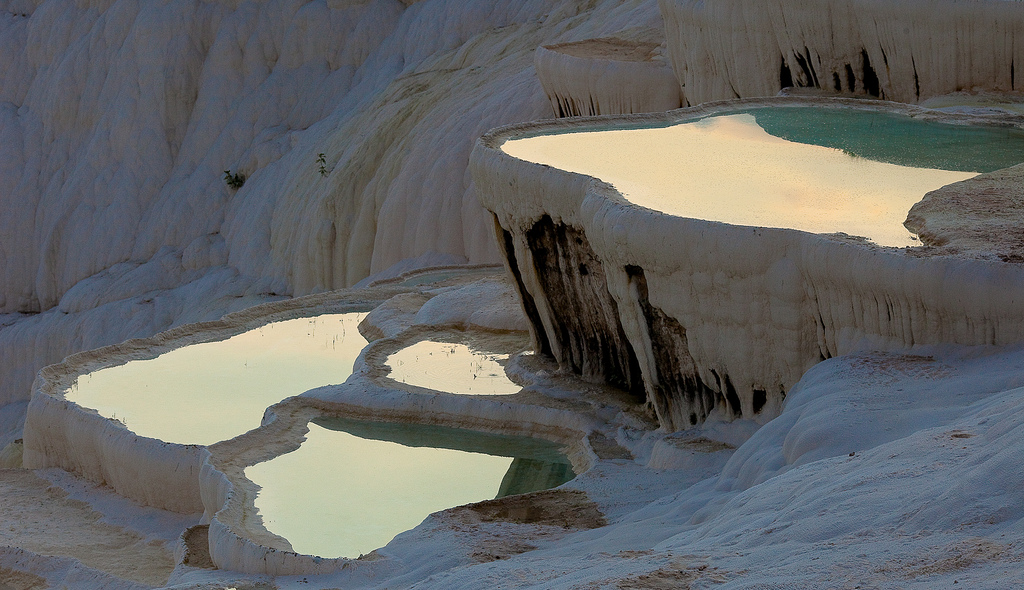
[386,340,522,395]
[247,419,574,558]
[68,313,368,445]
[502,108,1024,247]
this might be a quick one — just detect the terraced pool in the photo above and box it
[502,106,1024,246]
[246,417,574,558]
[68,313,368,445]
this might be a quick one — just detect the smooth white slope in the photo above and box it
[0,0,665,315]
[0,0,664,417]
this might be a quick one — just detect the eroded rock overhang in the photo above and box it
[471,96,1024,431]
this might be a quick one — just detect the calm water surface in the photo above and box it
[68,313,369,445]
[247,417,574,558]
[386,340,522,395]
[502,107,1024,247]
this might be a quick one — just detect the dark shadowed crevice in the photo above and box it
[861,49,881,97]
[780,56,794,89]
[496,215,551,356]
[817,312,833,360]
[803,47,819,88]
[752,388,767,413]
[525,216,644,396]
[626,265,717,429]
[793,51,816,88]
[845,63,856,92]
[832,72,842,92]
[722,374,742,417]
[709,368,741,418]
[912,56,921,100]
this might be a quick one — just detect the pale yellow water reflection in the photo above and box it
[502,113,978,246]
[385,340,521,395]
[246,422,514,558]
[68,314,368,445]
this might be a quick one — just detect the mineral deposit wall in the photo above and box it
[660,0,1024,105]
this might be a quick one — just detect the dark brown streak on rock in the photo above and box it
[496,215,552,356]
[525,216,644,398]
[626,265,718,429]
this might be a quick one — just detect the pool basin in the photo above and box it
[68,313,368,445]
[384,339,522,395]
[502,106,1024,246]
[245,417,574,558]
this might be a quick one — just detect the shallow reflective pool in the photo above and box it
[246,418,574,558]
[502,107,1024,247]
[386,340,521,395]
[68,314,368,445]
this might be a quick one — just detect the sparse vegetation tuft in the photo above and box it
[316,153,329,177]
[224,170,246,189]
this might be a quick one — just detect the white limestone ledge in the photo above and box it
[659,0,1024,105]
[906,162,1024,261]
[22,286,410,514]
[471,95,1024,431]
[535,36,683,117]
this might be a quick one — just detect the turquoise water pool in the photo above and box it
[503,106,1024,247]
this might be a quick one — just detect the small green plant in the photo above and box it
[316,153,329,178]
[224,170,246,189]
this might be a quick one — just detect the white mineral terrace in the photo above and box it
[474,97,1024,430]
[385,340,522,395]
[67,313,367,445]
[502,111,1006,246]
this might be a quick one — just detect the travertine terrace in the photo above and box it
[473,97,1024,430]
[4,0,1024,587]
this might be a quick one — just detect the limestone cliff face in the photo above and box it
[0,0,512,314]
[0,0,669,316]
[660,0,1024,105]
